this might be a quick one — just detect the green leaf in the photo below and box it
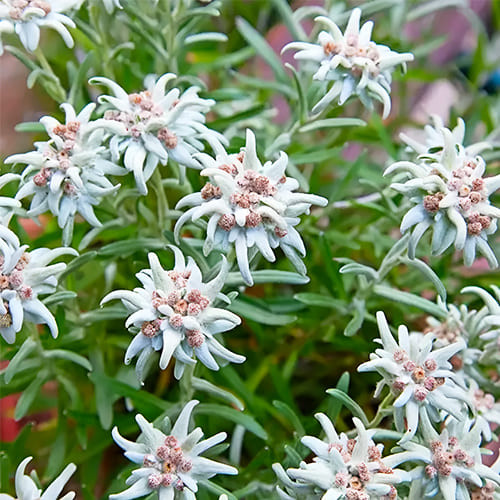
[344,309,365,337]
[15,371,49,420]
[44,350,92,371]
[78,305,128,325]
[198,479,237,500]
[399,257,447,302]
[328,372,350,422]
[228,297,296,325]
[192,377,245,411]
[299,118,366,133]
[3,337,37,384]
[89,372,170,413]
[271,0,307,40]
[59,251,97,279]
[68,51,95,106]
[236,17,289,84]
[98,238,166,257]
[326,388,369,426]
[195,403,267,440]
[225,270,309,287]
[184,32,228,44]
[14,121,45,133]
[272,400,305,436]
[42,291,78,307]
[285,63,308,124]
[373,285,447,318]
[294,293,345,310]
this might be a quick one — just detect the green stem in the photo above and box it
[152,167,170,233]
[179,363,195,403]
[368,392,394,427]
[34,48,67,102]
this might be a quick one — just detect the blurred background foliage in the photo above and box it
[0,0,499,498]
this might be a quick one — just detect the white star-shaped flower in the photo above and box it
[0,225,76,343]
[282,8,414,117]
[385,116,500,267]
[358,311,469,443]
[111,400,237,499]
[90,73,226,194]
[7,102,125,245]
[0,456,76,500]
[101,246,244,381]
[0,0,81,54]
[174,129,327,286]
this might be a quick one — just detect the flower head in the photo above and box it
[90,73,226,194]
[111,400,237,499]
[282,8,413,117]
[0,226,76,343]
[358,312,469,442]
[7,103,124,245]
[0,456,76,500]
[0,0,80,54]
[174,129,328,286]
[385,413,500,500]
[384,116,500,267]
[274,414,404,499]
[101,246,244,381]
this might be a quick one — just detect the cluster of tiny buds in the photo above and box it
[157,128,178,149]
[8,0,51,19]
[206,163,288,236]
[423,159,492,235]
[328,442,394,499]
[391,349,443,402]
[425,438,474,478]
[104,90,179,139]
[144,435,192,491]
[424,323,460,344]
[53,121,80,149]
[0,253,33,301]
[473,389,496,412]
[470,482,496,500]
[321,31,381,78]
[145,281,209,346]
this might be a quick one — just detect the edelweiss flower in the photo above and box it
[274,415,404,499]
[174,129,328,286]
[467,379,500,441]
[111,400,237,499]
[282,8,413,117]
[90,73,226,194]
[384,116,500,267]
[101,246,244,381]
[7,102,124,245]
[384,412,500,500]
[0,456,76,500]
[358,312,469,443]
[424,287,500,386]
[0,0,80,55]
[0,225,76,343]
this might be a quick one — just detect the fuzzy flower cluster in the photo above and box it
[384,413,500,500]
[175,129,328,286]
[0,456,76,500]
[6,103,125,245]
[282,8,413,117]
[0,0,80,54]
[358,312,469,443]
[90,73,226,194]
[274,414,405,499]
[0,225,76,343]
[111,400,237,499]
[102,246,244,381]
[385,116,500,267]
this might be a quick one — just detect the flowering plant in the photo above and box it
[0,1,499,499]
